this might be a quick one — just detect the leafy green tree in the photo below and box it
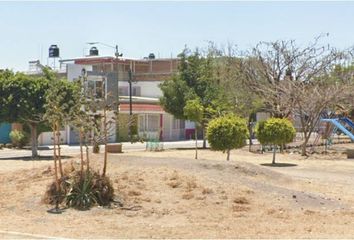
[207,115,249,160]
[215,51,264,150]
[184,98,203,159]
[255,118,296,164]
[44,69,80,179]
[0,71,49,157]
[69,83,95,176]
[160,47,227,148]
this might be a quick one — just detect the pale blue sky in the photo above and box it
[1,1,354,71]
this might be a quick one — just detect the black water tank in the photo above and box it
[148,53,155,59]
[89,47,99,56]
[49,45,59,58]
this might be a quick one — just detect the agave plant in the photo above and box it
[66,172,97,210]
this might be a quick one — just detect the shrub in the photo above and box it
[92,172,114,206]
[207,115,249,160]
[44,169,114,211]
[255,118,296,164]
[43,176,70,205]
[9,130,28,148]
[66,171,97,210]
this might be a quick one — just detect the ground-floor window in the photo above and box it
[138,114,160,132]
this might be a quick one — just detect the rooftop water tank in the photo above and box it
[49,45,60,58]
[89,47,99,56]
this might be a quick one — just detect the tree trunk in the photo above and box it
[52,129,60,194]
[195,128,198,160]
[226,149,230,161]
[301,135,311,156]
[56,123,63,177]
[272,145,276,164]
[202,123,207,149]
[102,108,108,177]
[324,139,328,154]
[248,121,253,152]
[79,129,84,177]
[30,123,38,158]
[85,144,90,172]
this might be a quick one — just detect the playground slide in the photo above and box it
[321,118,354,141]
[341,117,354,130]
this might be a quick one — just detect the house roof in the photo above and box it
[60,56,178,65]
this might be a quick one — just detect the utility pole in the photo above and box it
[128,69,133,142]
[86,42,123,144]
[113,45,123,142]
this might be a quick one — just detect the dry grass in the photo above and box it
[233,196,250,205]
[182,192,194,200]
[128,190,142,196]
[3,147,354,238]
[232,204,251,212]
[202,187,213,195]
[185,177,197,191]
[167,180,182,188]
[166,170,183,188]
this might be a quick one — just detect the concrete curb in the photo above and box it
[0,230,70,239]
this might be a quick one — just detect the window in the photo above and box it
[95,81,103,98]
[147,115,159,131]
[138,114,159,132]
[132,86,141,96]
[172,118,185,129]
[119,86,129,96]
[86,76,105,99]
[138,115,144,132]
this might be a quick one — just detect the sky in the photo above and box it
[1,1,354,71]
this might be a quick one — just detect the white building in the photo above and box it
[35,55,195,145]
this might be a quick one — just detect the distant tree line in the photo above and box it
[160,35,354,158]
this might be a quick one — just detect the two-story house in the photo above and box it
[36,54,195,145]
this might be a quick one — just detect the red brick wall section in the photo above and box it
[133,74,171,81]
[152,61,171,73]
[74,58,179,81]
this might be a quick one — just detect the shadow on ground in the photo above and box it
[261,163,297,167]
[0,155,73,161]
[174,147,211,150]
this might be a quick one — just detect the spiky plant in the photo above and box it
[66,172,97,210]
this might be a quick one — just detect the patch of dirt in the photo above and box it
[1,147,354,238]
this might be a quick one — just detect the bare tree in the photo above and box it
[239,35,354,155]
[276,79,354,155]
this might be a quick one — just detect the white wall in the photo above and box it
[185,120,195,129]
[38,130,67,146]
[119,81,162,98]
[68,64,162,98]
[67,64,93,81]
